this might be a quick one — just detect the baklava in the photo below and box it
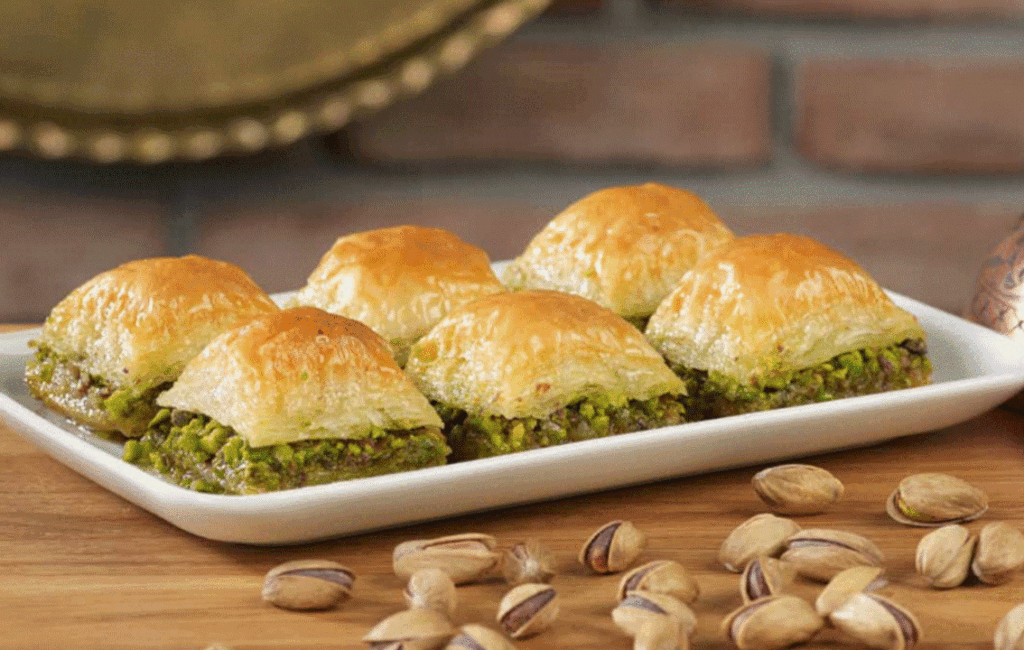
[405,290,687,461]
[126,307,448,494]
[292,225,506,366]
[25,255,278,437]
[645,234,932,419]
[502,183,734,328]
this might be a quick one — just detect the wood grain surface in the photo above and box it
[1,324,1023,650]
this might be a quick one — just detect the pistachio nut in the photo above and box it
[405,568,458,619]
[634,615,687,650]
[260,559,354,611]
[618,560,700,605]
[972,521,1024,585]
[502,539,555,586]
[445,624,517,650]
[752,464,844,516]
[363,608,455,650]
[394,533,501,585]
[815,566,887,617]
[994,603,1024,650]
[612,590,697,639]
[579,520,646,574]
[740,556,795,604]
[780,529,885,582]
[719,514,801,573]
[885,473,988,526]
[721,595,824,650]
[914,524,976,589]
[496,583,559,639]
[829,593,920,650]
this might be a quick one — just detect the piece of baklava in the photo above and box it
[25,255,278,437]
[291,225,506,366]
[501,183,734,329]
[125,307,448,494]
[404,290,687,461]
[645,234,932,420]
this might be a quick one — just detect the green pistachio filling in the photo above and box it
[125,409,450,494]
[24,343,169,436]
[434,392,686,462]
[673,339,931,420]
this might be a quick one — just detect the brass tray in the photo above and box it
[0,0,548,163]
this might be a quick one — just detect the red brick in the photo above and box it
[721,203,1022,313]
[350,42,773,168]
[796,60,1024,173]
[654,0,1024,20]
[195,199,559,294]
[0,196,168,322]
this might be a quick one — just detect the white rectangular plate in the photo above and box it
[2,292,1023,545]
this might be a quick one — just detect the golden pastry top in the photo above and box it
[502,183,734,319]
[292,225,505,363]
[406,290,685,419]
[645,234,926,382]
[38,255,278,388]
[157,307,443,447]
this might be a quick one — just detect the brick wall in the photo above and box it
[4,0,1024,321]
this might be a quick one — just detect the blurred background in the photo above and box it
[3,0,1024,321]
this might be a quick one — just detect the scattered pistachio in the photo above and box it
[260,559,354,611]
[828,593,920,650]
[405,568,458,619]
[618,560,699,605]
[994,603,1024,650]
[634,615,687,650]
[972,521,1024,585]
[579,520,646,574]
[363,608,455,650]
[719,514,801,573]
[393,533,501,585]
[780,529,884,582]
[612,590,697,639]
[445,624,517,650]
[721,595,824,650]
[502,539,555,585]
[752,464,844,515]
[914,524,976,589]
[885,473,988,527]
[496,583,559,639]
[815,566,887,617]
[740,557,795,603]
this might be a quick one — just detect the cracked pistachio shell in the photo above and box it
[780,529,885,583]
[445,624,517,650]
[752,464,844,515]
[393,533,501,585]
[815,566,887,617]
[612,590,697,639]
[719,514,801,573]
[886,473,988,526]
[260,559,354,611]
[973,521,1024,585]
[829,593,920,650]
[497,583,559,639]
[618,560,700,605]
[995,603,1024,650]
[363,608,456,650]
[914,524,976,589]
[502,539,555,586]
[635,615,688,650]
[405,568,458,619]
[722,595,824,650]
[740,557,796,604]
[579,520,647,574]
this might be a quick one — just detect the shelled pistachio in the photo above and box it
[752,464,844,515]
[780,529,884,582]
[829,593,920,650]
[496,583,559,639]
[886,473,988,527]
[261,559,354,611]
[393,533,501,585]
[915,525,976,589]
[722,595,823,650]
[618,560,699,605]
[719,514,801,573]
[579,520,646,574]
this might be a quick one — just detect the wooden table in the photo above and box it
[2,322,1023,650]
